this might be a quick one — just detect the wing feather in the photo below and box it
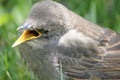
[58,28,120,79]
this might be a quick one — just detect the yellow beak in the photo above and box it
[12,29,41,47]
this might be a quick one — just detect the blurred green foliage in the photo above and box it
[0,0,120,80]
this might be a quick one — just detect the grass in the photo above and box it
[0,0,120,80]
[60,62,63,80]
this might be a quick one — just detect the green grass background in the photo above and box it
[0,0,120,80]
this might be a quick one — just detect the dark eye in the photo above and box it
[38,28,49,34]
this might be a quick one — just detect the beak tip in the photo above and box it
[12,44,16,48]
[12,42,19,48]
[16,27,20,30]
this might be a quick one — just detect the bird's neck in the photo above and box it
[33,53,60,80]
[19,44,60,80]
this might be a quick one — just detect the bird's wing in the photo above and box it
[58,29,120,80]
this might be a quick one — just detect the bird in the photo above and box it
[12,0,120,80]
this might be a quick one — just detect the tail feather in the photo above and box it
[106,50,120,58]
[107,35,120,51]
[106,32,120,52]
[103,29,120,79]
[108,35,120,46]
[102,29,120,63]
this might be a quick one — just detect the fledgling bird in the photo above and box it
[12,0,120,80]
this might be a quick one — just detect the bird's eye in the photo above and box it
[38,28,49,34]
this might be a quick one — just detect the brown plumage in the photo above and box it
[12,0,120,80]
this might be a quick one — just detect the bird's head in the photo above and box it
[12,1,72,48]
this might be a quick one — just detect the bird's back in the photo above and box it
[58,12,120,79]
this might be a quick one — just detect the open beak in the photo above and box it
[12,29,41,47]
